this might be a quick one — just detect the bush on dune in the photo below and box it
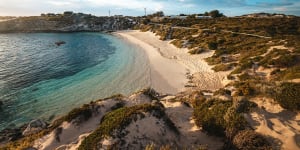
[233,130,271,150]
[274,82,300,111]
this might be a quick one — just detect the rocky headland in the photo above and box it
[0,12,137,33]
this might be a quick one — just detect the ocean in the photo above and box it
[0,32,150,130]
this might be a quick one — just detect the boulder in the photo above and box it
[22,119,47,136]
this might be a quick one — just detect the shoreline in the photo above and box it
[115,31,188,94]
[115,30,227,94]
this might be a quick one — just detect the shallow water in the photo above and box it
[0,32,150,130]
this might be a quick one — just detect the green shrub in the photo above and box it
[233,130,271,150]
[208,42,218,50]
[238,73,252,81]
[79,104,178,150]
[188,48,206,54]
[193,99,232,136]
[274,82,300,111]
[233,98,258,113]
[268,55,299,68]
[214,88,231,96]
[171,39,183,48]
[235,82,255,96]
[231,67,242,74]
[274,65,300,80]
[212,63,233,72]
[64,104,92,122]
[205,57,223,65]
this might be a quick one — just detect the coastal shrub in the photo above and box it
[234,81,255,96]
[3,130,48,150]
[233,130,271,150]
[231,67,243,76]
[224,107,248,138]
[270,68,281,75]
[141,88,160,100]
[213,88,231,96]
[64,104,92,123]
[193,99,232,136]
[175,90,206,107]
[232,98,258,113]
[212,63,233,72]
[238,73,252,81]
[259,49,288,67]
[188,48,206,54]
[278,65,300,80]
[268,54,299,68]
[171,39,183,48]
[110,101,125,111]
[79,104,178,150]
[207,42,218,50]
[103,94,124,100]
[205,57,222,65]
[193,98,250,139]
[274,82,300,111]
[239,60,254,71]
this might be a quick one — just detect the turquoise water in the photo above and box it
[0,32,150,130]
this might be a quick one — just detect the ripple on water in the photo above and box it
[0,33,150,130]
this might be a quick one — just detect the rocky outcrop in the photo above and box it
[0,13,138,33]
[22,119,47,136]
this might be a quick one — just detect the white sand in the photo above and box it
[161,100,223,149]
[116,30,227,93]
[245,98,300,150]
[116,31,187,94]
[33,99,120,150]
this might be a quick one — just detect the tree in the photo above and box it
[152,11,164,17]
[209,10,224,18]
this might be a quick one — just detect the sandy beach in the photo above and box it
[116,30,227,94]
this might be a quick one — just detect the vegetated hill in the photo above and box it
[138,16,300,98]
[0,12,138,33]
[136,15,300,149]
[2,89,276,150]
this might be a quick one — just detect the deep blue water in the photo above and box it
[0,33,150,130]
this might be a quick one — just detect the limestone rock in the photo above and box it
[22,119,47,136]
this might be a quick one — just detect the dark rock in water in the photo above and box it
[22,119,47,136]
[0,101,3,107]
[55,41,66,46]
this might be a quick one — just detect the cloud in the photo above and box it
[47,1,73,6]
[255,2,293,7]
[0,0,299,16]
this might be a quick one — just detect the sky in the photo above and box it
[0,0,300,16]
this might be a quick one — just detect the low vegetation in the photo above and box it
[193,96,267,149]
[64,104,93,122]
[233,130,271,150]
[273,82,300,111]
[1,102,98,150]
[78,103,178,150]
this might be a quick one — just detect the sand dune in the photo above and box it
[245,98,300,150]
